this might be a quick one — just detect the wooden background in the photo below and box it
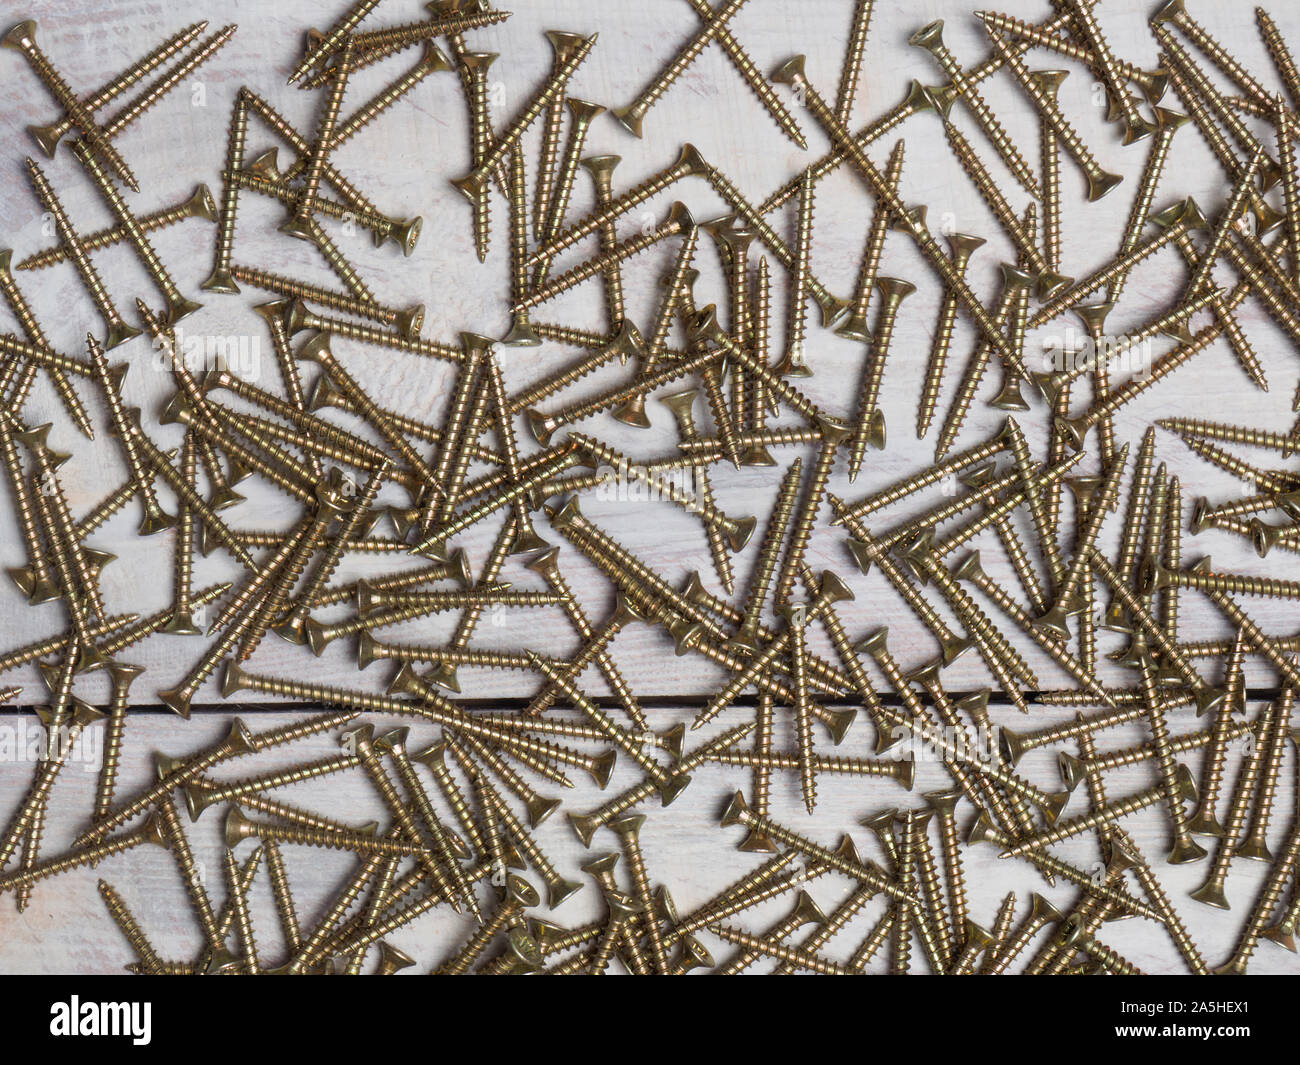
[0,0,1296,973]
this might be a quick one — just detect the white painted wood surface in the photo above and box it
[0,0,1296,973]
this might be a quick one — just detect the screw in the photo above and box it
[23,158,140,348]
[983,35,1122,200]
[910,20,1042,195]
[2,20,138,188]
[27,21,209,155]
[454,32,596,199]
[613,0,749,136]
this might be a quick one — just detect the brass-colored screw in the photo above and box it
[1260,9,1300,109]
[778,167,818,378]
[580,150,627,335]
[1236,691,1293,862]
[909,19,1041,195]
[520,202,696,310]
[835,0,877,123]
[27,20,209,155]
[2,20,138,188]
[683,0,805,145]
[453,31,596,198]
[983,35,1122,201]
[917,233,984,439]
[18,183,214,271]
[1153,0,1272,105]
[1192,704,1271,908]
[1056,0,1156,140]
[0,813,169,894]
[72,139,200,324]
[98,879,164,973]
[201,92,248,294]
[23,158,140,348]
[930,95,1064,294]
[613,0,750,136]
[848,276,914,478]
[282,41,356,241]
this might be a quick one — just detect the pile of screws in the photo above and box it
[2,0,1300,974]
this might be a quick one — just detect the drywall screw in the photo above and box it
[538,109,611,273]
[681,0,805,144]
[983,892,1062,975]
[282,41,355,241]
[931,95,1063,294]
[1261,9,1300,111]
[772,419,852,610]
[839,424,1009,518]
[848,276,914,477]
[910,19,1040,195]
[98,879,164,973]
[1102,426,1159,630]
[235,165,415,251]
[1215,737,1300,972]
[569,432,757,550]
[846,535,973,670]
[1236,690,1293,862]
[1057,0,1156,140]
[613,0,749,136]
[201,92,248,294]
[567,723,754,846]
[983,36,1122,201]
[1188,638,1247,837]
[288,0,379,83]
[23,158,140,348]
[731,458,802,653]
[924,789,968,941]
[777,167,817,378]
[703,163,846,327]
[1058,916,1146,975]
[298,335,444,484]
[525,339,720,443]
[101,22,236,144]
[1153,0,1272,105]
[18,183,214,271]
[27,20,209,155]
[72,139,200,323]
[1192,703,1271,908]
[520,202,696,310]
[256,839,301,957]
[977,9,1168,100]
[151,796,221,951]
[534,142,707,265]
[952,552,1114,704]
[346,724,466,905]
[998,765,1196,861]
[931,265,1031,460]
[1164,416,1298,453]
[2,20,137,188]
[0,813,169,894]
[1145,554,1300,601]
[581,150,627,335]
[454,32,596,199]
[1159,49,1282,230]
[661,388,735,592]
[917,233,984,439]
[455,50,497,261]
[224,804,420,859]
[287,41,451,175]
[1138,656,1207,863]
[1111,109,1189,302]
[714,889,825,975]
[834,0,876,124]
